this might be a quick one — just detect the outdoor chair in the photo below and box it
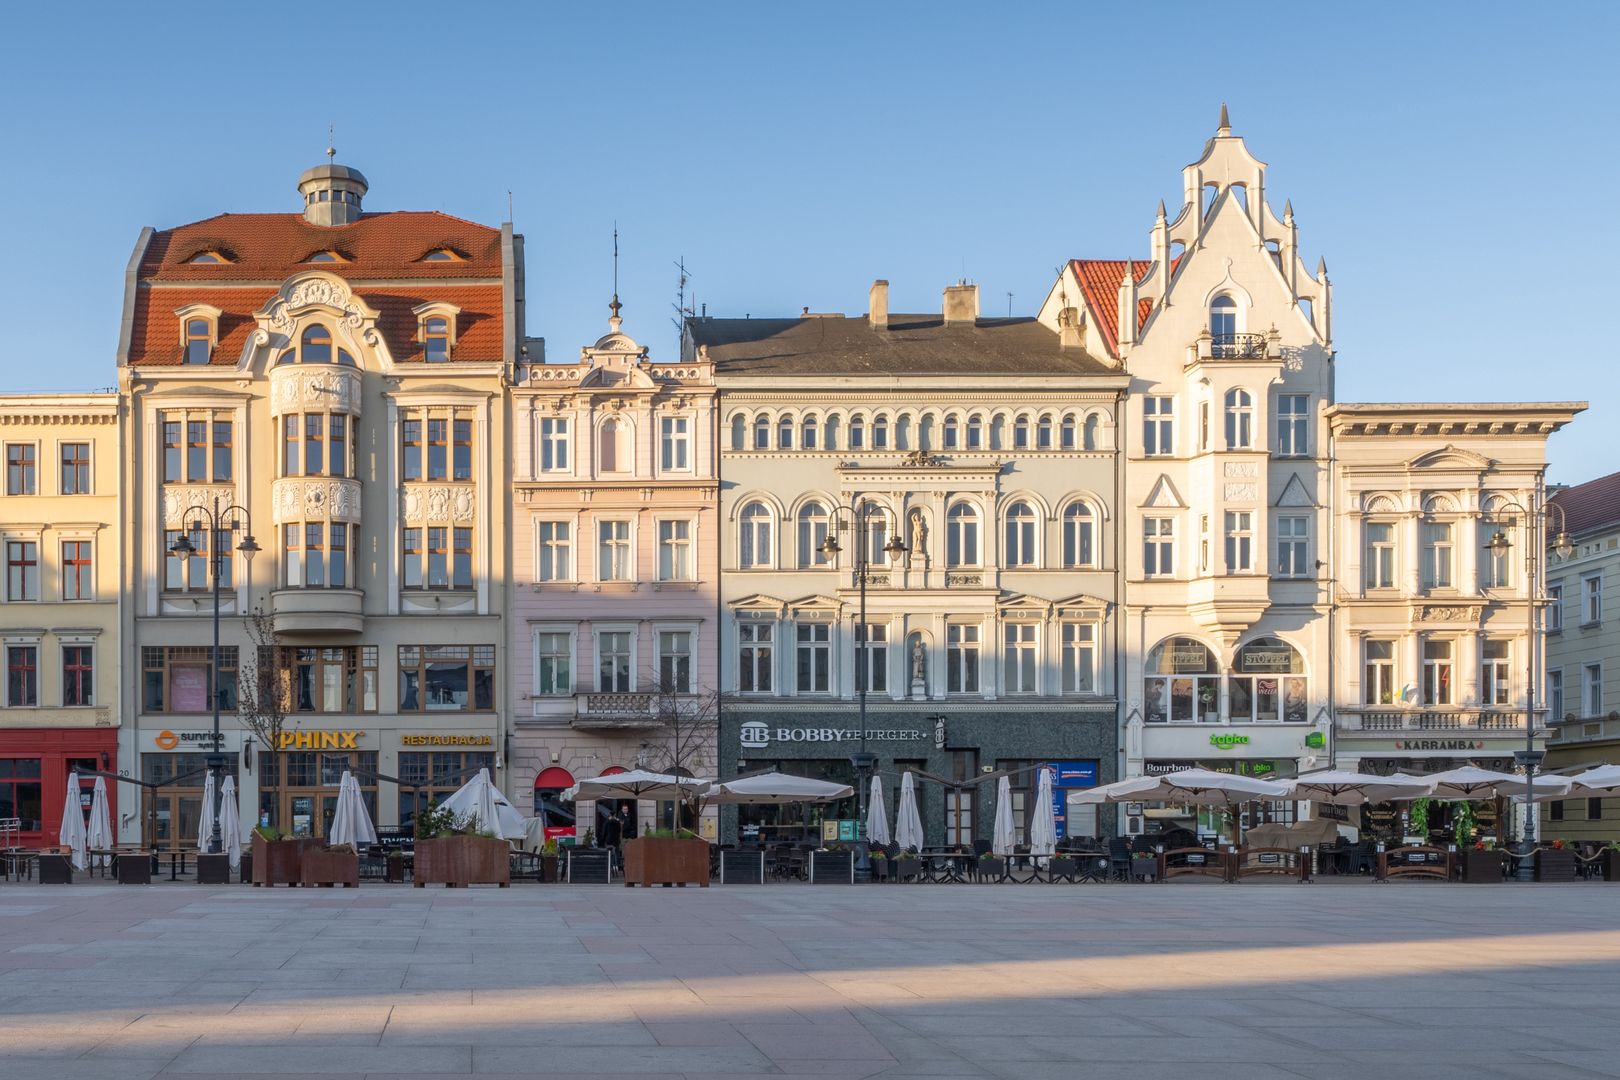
[1107,837,1132,881]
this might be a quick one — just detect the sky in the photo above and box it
[1,3,1615,483]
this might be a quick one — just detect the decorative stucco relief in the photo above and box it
[271,478,362,524]
[1223,483,1260,501]
[269,366,362,416]
[161,485,238,528]
[401,484,477,523]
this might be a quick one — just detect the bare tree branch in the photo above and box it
[237,607,293,831]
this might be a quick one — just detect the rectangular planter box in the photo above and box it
[38,853,74,884]
[810,848,854,884]
[251,836,321,887]
[414,836,510,888]
[895,857,922,882]
[116,852,153,885]
[566,848,613,884]
[239,853,253,884]
[977,858,1006,882]
[869,857,889,882]
[1048,857,1078,882]
[196,853,233,885]
[623,837,709,888]
[1459,849,1506,883]
[718,848,764,884]
[1604,849,1620,882]
[301,849,360,888]
[540,855,560,883]
[1535,848,1579,882]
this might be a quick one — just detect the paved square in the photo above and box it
[1,881,1617,1079]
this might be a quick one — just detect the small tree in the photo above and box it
[642,673,721,833]
[237,606,293,830]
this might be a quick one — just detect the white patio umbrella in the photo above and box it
[991,775,1015,856]
[563,769,711,802]
[326,771,378,849]
[1064,773,1167,805]
[1029,766,1058,858]
[1284,770,1436,805]
[703,773,853,804]
[197,770,217,853]
[1571,764,1620,797]
[865,774,891,847]
[218,775,242,869]
[58,771,87,871]
[437,768,527,839]
[1493,773,1575,801]
[1419,765,1520,800]
[86,775,113,868]
[894,771,924,853]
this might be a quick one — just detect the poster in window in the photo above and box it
[171,665,209,712]
[1284,677,1308,723]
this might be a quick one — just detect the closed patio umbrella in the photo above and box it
[219,775,242,869]
[1029,766,1058,858]
[197,771,217,854]
[58,771,87,871]
[1284,770,1435,805]
[865,774,890,847]
[991,775,1015,856]
[438,768,528,840]
[895,771,924,853]
[87,775,113,869]
[326,771,378,849]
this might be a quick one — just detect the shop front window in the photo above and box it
[141,753,239,850]
[1228,637,1307,723]
[1144,637,1218,724]
[398,751,494,826]
[258,751,377,837]
[0,759,43,831]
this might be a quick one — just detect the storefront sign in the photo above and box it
[276,730,364,750]
[1394,739,1485,752]
[1304,732,1327,749]
[1237,646,1296,673]
[739,722,923,749]
[1145,758,1295,779]
[146,729,242,753]
[1209,733,1250,750]
[1168,645,1214,672]
[401,734,493,747]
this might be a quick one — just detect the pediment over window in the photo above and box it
[1406,444,1494,471]
[1050,591,1110,618]
[996,593,1054,617]
[787,593,844,617]
[1141,474,1186,509]
[1274,473,1319,508]
[732,593,788,615]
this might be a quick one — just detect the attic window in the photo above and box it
[306,250,348,264]
[173,304,221,365]
[412,302,461,362]
[187,251,230,265]
[422,248,466,262]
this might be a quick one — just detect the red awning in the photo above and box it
[600,765,627,776]
[534,766,574,789]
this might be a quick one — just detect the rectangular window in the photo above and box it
[1584,575,1603,624]
[140,645,238,713]
[598,521,633,581]
[658,630,693,693]
[1364,640,1395,705]
[157,414,228,482]
[425,527,448,589]
[596,632,632,693]
[1276,515,1309,578]
[947,624,980,694]
[398,645,495,711]
[300,522,324,587]
[60,443,91,494]
[6,443,36,495]
[61,645,93,706]
[1198,400,1210,452]
[536,632,571,695]
[658,519,693,581]
[452,526,472,589]
[1224,511,1253,574]
[402,528,422,589]
[739,623,773,693]
[401,416,422,481]
[796,623,830,693]
[452,418,472,481]
[304,414,325,476]
[1199,513,1210,573]
[1143,397,1174,456]
[281,646,379,713]
[283,416,300,476]
[1365,522,1396,589]
[1586,662,1604,718]
[1481,640,1511,706]
[1548,668,1564,723]
[1421,522,1454,590]
[0,759,43,832]
[329,415,347,478]
[61,540,93,600]
[1277,394,1308,456]
[539,417,570,472]
[1144,518,1175,577]
[535,521,572,582]
[1423,639,1453,706]
[857,623,887,694]
[187,420,207,482]
[1003,623,1038,694]
[163,422,182,483]
[1547,582,1563,632]
[1590,797,1604,821]
[1061,623,1096,694]
[660,416,690,471]
[427,418,448,481]
[1482,522,1514,589]
[6,541,38,601]
[6,646,37,706]
[213,421,233,482]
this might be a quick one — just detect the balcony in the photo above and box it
[573,693,667,731]
[270,587,364,635]
[1192,331,1280,363]
[1337,710,1528,734]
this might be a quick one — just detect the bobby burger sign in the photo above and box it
[740,722,925,749]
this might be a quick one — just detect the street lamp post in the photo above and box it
[1484,496,1570,882]
[820,501,906,881]
[169,497,258,855]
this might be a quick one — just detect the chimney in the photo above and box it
[943,282,978,326]
[868,280,889,330]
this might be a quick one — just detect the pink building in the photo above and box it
[508,304,718,839]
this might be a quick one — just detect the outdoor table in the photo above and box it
[1068,849,1110,883]
[509,851,542,882]
[166,850,192,881]
[87,850,118,878]
[920,849,974,883]
[3,849,36,881]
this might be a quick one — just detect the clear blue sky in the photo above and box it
[2,3,1614,483]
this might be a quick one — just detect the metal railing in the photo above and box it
[1338,710,1527,732]
[1210,333,1268,359]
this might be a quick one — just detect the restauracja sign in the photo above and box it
[740,722,923,748]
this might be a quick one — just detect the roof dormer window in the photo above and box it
[187,250,230,265]
[412,301,461,363]
[305,250,349,264]
[173,303,222,365]
[422,248,466,262]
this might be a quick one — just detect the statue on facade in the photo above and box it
[909,637,927,699]
[907,510,927,568]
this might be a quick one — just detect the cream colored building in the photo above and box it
[0,393,123,846]
[116,159,521,846]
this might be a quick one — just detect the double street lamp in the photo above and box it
[1483,498,1570,882]
[819,501,906,879]
[168,498,258,855]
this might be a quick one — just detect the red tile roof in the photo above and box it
[1069,259,1153,357]
[1550,470,1620,538]
[140,212,503,281]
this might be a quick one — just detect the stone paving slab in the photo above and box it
[1,882,1618,1078]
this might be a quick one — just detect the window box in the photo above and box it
[1458,848,1505,883]
[622,836,709,888]
[413,835,510,888]
[1534,848,1578,883]
[300,848,360,888]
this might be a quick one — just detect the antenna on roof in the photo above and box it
[326,124,336,161]
[671,256,694,348]
[506,190,513,224]
[608,224,623,332]
[1006,291,1013,318]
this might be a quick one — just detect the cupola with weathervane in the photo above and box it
[297,142,368,227]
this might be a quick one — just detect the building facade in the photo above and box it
[117,160,519,846]
[1543,470,1620,840]
[508,305,719,840]
[0,394,122,847]
[693,282,1128,845]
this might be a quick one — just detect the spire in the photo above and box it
[1283,199,1294,224]
[608,225,623,333]
[1156,198,1167,222]
[1316,255,1329,281]
[1217,102,1231,136]
[326,123,336,161]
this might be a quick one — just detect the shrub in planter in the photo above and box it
[1459,845,1506,883]
[1534,844,1578,882]
[895,853,922,881]
[540,838,560,883]
[384,850,407,883]
[1048,855,1078,882]
[977,855,1006,881]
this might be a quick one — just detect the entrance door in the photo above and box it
[945,791,972,848]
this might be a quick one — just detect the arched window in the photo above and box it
[423,317,450,362]
[943,415,960,450]
[1060,415,1077,450]
[1036,414,1054,450]
[739,502,773,568]
[824,413,840,450]
[300,324,333,364]
[947,503,980,567]
[1210,295,1238,345]
[896,414,912,451]
[918,414,935,451]
[966,414,983,449]
[1083,413,1101,450]
[1063,502,1096,567]
[1013,414,1031,450]
[801,415,818,450]
[1224,389,1253,449]
[1004,501,1037,567]
[849,414,866,450]
[989,414,1005,450]
[858,502,891,564]
[1230,637,1308,723]
[753,415,770,450]
[778,414,794,450]
[872,414,889,449]
[797,501,831,567]
[731,415,746,450]
[1143,637,1219,724]
[184,319,211,365]
[598,418,623,473]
